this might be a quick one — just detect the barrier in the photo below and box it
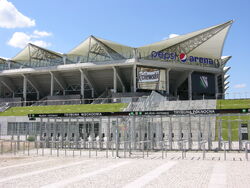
[0,139,250,160]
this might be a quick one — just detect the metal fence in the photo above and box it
[1,114,249,159]
[0,91,249,108]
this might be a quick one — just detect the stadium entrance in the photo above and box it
[4,109,250,153]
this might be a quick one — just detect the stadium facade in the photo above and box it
[0,20,233,105]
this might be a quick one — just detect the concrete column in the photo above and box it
[23,75,27,103]
[133,65,137,92]
[113,67,117,93]
[91,89,94,98]
[188,72,193,100]
[166,69,171,94]
[221,73,225,99]
[80,69,85,98]
[63,54,67,65]
[50,72,54,96]
[215,74,218,99]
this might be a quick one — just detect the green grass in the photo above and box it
[216,99,250,141]
[0,103,128,116]
[217,99,250,109]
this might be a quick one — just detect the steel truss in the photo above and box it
[145,20,233,67]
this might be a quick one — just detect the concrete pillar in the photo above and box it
[221,73,225,99]
[215,74,218,99]
[63,54,67,65]
[23,75,27,103]
[166,69,171,94]
[188,72,193,100]
[133,65,137,92]
[91,89,94,98]
[80,69,85,98]
[50,72,54,96]
[113,67,117,93]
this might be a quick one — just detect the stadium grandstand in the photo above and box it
[1,20,250,154]
[0,20,233,108]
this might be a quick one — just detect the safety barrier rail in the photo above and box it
[1,139,249,160]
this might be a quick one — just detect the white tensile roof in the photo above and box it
[8,20,233,66]
[67,35,134,62]
[12,43,62,62]
[137,20,233,59]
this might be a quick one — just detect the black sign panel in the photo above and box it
[192,72,215,94]
[28,108,249,119]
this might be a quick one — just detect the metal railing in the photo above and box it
[1,138,249,160]
[0,91,249,109]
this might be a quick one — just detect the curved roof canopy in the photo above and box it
[12,43,64,68]
[1,20,233,70]
[137,20,233,60]
[67,35,134,62]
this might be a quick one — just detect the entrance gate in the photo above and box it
[1,111,250,158]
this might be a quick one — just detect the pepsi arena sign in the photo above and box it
[151,51,214,65]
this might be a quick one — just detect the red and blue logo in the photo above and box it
[179,53,187,63]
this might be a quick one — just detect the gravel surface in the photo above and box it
[0,151,249,188]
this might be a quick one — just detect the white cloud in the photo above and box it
[234,83,247,89]
[162,33,179,40]
[0,0,35,28]
[7,31,51,48]
[33,30,52,38]
[169,34,179,38]
[0,56,10,60]
[32,40,51,47]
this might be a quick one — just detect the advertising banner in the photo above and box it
[192,72,215,94]
[137,67,166,90]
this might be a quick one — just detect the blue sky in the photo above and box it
[0,0,249,94]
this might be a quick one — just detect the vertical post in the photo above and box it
[215,74,218,99]
[221,73,225,99]
[116,117,119,158]
[179,116,182,143]
[107,117,110,150]
[17,122,20,151]
[245,142,249,161]
[50,72,54,96]
[218,119,222,150]
[166,69,171,95]
[238,119,242,150]
[160,116,163,142]
[202,142,206,160]
[188,71,193,100]
[198,116,202,150]
[188,115,192,150]
[131,116,136,149]
[80,69,85,99]
[113,67,117,93]
[133,64,137,92]
[91,89,94,98]
[169,117,173,150]
[224,142,227,160]
[228,118,232,150]
[208,115,212,150]
[99,117,102,150]
[1,141,3,155]
[23,75,27,105]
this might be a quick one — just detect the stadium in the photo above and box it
[0,20,249,155]
[0,20,233,105]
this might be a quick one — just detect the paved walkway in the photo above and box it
[0,152,249,188]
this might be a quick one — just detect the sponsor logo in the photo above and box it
[200,76,208,89]
[138,70,160,83]
[179,53,187,63]
[151,51,177,60]
[151,51,214,65]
